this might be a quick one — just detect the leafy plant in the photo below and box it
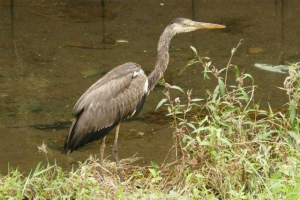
[1,43,299,199]
[156,42,300,199]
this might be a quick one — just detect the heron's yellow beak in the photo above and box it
[193,22,225,29]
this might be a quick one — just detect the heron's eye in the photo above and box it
[183,23,188,26]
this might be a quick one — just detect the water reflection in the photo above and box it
[0,0,299,174]
[10,0,14,43]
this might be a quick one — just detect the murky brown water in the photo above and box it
[0,0,299,174]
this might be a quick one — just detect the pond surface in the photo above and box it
[0,0,299,174]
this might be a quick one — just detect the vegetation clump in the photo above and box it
[1,44,299,199]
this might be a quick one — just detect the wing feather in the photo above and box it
[63,62,148,153]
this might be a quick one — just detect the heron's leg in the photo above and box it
[99,136,106,178]
[112,124,123,181]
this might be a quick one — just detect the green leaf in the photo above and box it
[218,78,225,97]
[208,105,216,112]
[170,85,184,93]
[240,89,249,102]
[169,190,179,197]
[224,106,239,114]
[218,68,227,74]
[200,141,210,146]
[212,86,220,102]
[254,130,277,141]
[149,168,157,177]
[33,166,54,177]
[288,131,300,143]
[32,162,42,177]
[206,61,212,68]
[219,137,232,147]
[234,65,240,79]
[243,74,253,81]
[290,101,296,129]
[268,102,274,119]
[119,185,125,199]
[156,98,167,110]
[187,60,196,66]
[151,161,160,169]
[191,98,204,102]
[185,173,192,183]
[190,46,197,54]
[167,106,172,114]
[187,123,196,131]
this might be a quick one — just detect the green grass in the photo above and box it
[1,44,299,199]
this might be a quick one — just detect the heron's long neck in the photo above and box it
[148,26,175,91]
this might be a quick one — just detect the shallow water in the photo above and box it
[0,0,299,174]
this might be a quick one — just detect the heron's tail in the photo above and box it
[62,117,119,155]
[62,118,78,154]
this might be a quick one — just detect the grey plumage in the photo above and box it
[63,62,148,153]
[148,24,175,91]
[62,18,225,159]
[170,18,186,24]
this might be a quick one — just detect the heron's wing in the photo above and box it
[63,62,148,153]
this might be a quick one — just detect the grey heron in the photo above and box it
[62,18,225,181]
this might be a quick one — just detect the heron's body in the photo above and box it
[62,18,225,181]
[62,63,148,153]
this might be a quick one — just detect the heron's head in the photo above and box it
[170,18,225,34]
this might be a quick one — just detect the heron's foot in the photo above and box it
[117,168,124,182]
[112,143,124,182]
[99,136,106,181]
[99,164,105,181]
[99,156,106,181]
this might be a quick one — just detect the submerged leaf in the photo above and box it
[248,47,263,54]
[254,63,291,74]
[116,39,129,43]
[81,68,103,77]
